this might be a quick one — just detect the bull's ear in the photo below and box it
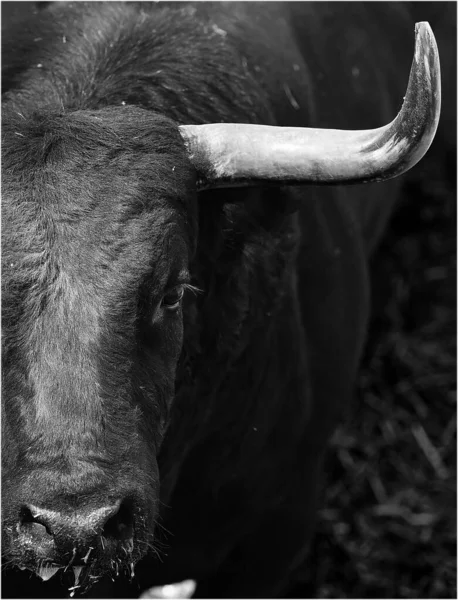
[179,22,440,190]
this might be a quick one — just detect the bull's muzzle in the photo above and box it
[7,496,143,590]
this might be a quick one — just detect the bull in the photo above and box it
[1,2,440,598]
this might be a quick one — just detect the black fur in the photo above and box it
[2,2,414,597]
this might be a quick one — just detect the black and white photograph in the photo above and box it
[1,2,456,598]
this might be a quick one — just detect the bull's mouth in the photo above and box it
[15,558,137,597]
[10,564,198,599]
[28,564,93,597]
[4,527,145,597]
[9,531,140,575]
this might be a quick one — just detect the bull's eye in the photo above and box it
[161,286,185,311]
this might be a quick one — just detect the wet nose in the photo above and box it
[18,499,134,562]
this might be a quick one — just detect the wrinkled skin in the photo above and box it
[2,2,414,598]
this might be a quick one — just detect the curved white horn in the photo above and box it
[179,22,441,190]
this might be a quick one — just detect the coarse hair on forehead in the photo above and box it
[2,105,195,194]
[2,104,199,264]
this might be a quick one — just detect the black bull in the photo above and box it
[0,2,440,598]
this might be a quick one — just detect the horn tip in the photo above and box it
[415,21,433,38]
[414,21,437,54]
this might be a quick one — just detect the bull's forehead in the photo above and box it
[2,107,196,292]
[2,105,196,262]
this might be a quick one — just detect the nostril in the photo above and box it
[19,505,35,524]
[103,499,134,542]
[19,504,53,536]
